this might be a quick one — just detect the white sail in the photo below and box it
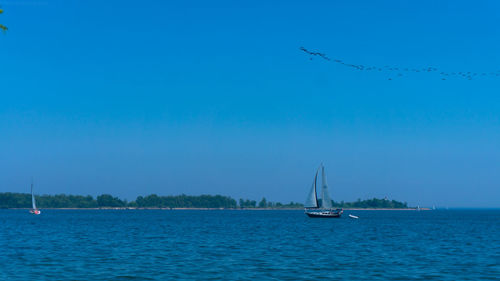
[320,165,333,209]
[31,182,36,210]
[304,168,319,208]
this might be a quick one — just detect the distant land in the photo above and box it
[0,193,410,209]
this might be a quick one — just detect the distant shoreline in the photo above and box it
[6,207,430,211]
[2,193,410,209]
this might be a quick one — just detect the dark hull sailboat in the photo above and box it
[304,164,342,218]
[305,208,343,218]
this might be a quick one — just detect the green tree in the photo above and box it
[0,8,7,33]
[97,194,125,207]
[258,197,267,208]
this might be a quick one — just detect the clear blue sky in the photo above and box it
[1,0,499,207]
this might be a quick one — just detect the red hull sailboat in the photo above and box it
[29,180,41,215]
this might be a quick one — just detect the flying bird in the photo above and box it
[300,47,331,61]
[300,47,497,81]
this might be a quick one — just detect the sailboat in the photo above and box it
[29,180,41,215]
[304,164,343,218]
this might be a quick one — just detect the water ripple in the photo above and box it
[0,209,498,280]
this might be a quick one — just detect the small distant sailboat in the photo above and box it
[304,164,343,218]
[29,180,41,215]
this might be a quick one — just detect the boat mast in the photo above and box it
[314,168,319,208]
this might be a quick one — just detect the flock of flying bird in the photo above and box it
[300,47,500,81]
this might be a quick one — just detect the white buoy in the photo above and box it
[349,214,359,219]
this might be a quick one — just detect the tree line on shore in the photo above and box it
[0,192,407,209]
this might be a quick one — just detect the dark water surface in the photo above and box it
[1,209,499,280]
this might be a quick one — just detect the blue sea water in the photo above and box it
[0,209,498,280]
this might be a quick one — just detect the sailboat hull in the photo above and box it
[305,209,343,218]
